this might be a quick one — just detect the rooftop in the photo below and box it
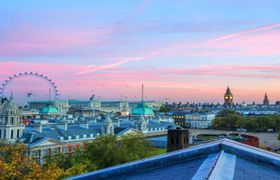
[131,102,154,116]
[40,105,60,114]
[68,139,280,180]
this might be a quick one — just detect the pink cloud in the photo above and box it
[204,23,280,44]
[2,60,280,102]
[76,23,280,71]
[131,23,280,60]
[0,23,122,57]
[1,21,280,103]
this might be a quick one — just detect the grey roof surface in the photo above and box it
[68,139,280,180]
[147,121,174,129]
[114,127,127,135]
[114,155,208,180]
[23,124,100,147]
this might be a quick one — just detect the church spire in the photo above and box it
[226,86,231,94]
[263,92,269,106]
[10,90,14,101]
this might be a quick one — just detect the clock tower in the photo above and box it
[224,86,233,106]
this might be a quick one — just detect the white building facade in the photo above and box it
[185,112,216,129]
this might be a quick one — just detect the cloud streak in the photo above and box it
[75,57,143,75]
[80,23,280,74]
[1,60,280,103]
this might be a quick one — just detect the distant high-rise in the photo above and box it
[224,86,233,106]
[263,93,269,106]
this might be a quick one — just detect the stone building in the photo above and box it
[0,95,24,143]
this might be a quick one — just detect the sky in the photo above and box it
[0,0,280,104]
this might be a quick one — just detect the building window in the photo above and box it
[0,129,1,138]
[176,137,179,144]
[41,149,49,157]
[63,147,68,153]
[17,129,20,138]
[31,151,40,157]
[11,129,13,139]
[4,130,6,139]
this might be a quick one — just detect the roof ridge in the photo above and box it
[206,150,223,179]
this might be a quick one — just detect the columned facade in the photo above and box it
[0,96,24,143]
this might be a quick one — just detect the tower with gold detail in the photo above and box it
[224,86,233,106]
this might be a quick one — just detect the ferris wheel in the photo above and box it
[0,72,60,100]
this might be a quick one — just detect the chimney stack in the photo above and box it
[167,127,189,152]
[39,124,42,133]
[64,121,68,131]
[86,120,89,129]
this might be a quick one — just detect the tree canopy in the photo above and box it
[0,134,165,179]
[0,141,64,179]
[213,109,280,132]
[45,134,164,171]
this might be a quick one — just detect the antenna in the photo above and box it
[141,84,144,102]
[48,88,51,101]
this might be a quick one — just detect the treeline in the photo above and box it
[0,135,165,179]
[212,109,280,132]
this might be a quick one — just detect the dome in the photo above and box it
[131,102,154,117]
[40,105,60,115]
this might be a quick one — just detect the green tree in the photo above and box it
[44,149,97,172]
[159,105,171,113]
[222,114,241,130]
[44,134,165,178]
[83,134,156,169]
[212,117,222,128]
[254,116,275,131]
[217,109,239,117]
[0,142,64,179]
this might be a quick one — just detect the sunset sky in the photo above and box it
[1,0,280,104]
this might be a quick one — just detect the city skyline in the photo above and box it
[1,1,280,103]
